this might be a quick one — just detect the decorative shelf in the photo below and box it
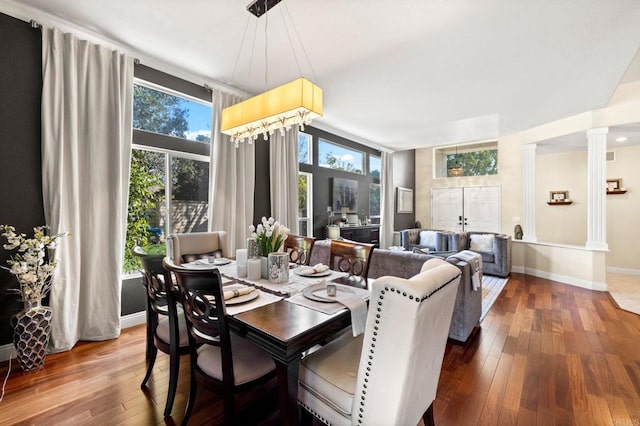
[547,201,573,205]
[607,189,628,195]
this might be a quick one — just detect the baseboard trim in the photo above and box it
[0,312,147,364]
[120,311,147,330]
[512,266,607,291]
[607,267,640,276]
[0,343,16,363]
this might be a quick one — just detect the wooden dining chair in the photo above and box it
[329,239,375,286]
[162,258,277,425]
[298,258,462,426]
[283,234,316,266]
[168,231,229,263]
[132,246,189,418]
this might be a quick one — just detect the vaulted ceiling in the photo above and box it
[4,0,640,151]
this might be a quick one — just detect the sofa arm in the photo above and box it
[492,234,512,277]
[400,229,421,251]
[448,232,468,252]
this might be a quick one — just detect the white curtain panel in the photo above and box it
[209,89,256,252]
[380,151,395,248]
[269,129,299,232]
[41,28,133,352]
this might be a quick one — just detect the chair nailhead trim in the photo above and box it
[355,274,460,424]
[298,401,330,425]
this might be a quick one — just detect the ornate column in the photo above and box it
[522,143,537,242]
[586,127,608,250]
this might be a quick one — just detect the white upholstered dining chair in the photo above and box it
[168,231,229,263]
[297,258,461,426]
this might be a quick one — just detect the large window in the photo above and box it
[369,155,381,178]
[298,172,313,237]
[134,83,212,143]
[369,183,380,224]
[434,141,498,178]
[318,138,364,174]
[298,132,312,165]
[125,79,212,273]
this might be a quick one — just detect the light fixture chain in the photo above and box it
[244,17,260,99]
[230,16,252,91]
[264,0,269,92]
[279,3,303,78]
[282,1,320,85]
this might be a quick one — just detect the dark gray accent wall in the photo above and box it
[0,14,44,345]
[393,149,416,230]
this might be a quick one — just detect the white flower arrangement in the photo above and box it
[1,225,68,302]
[249,216,290,256]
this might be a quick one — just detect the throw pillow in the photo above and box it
[469,234,495,253]
[419,230,437,248]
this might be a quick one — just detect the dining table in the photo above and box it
[180,258,370,426]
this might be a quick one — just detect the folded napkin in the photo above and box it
[298,263,330,275]
[223,285,255,301]
[336,293,368,337]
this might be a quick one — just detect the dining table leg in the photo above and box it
[275,357,301,426]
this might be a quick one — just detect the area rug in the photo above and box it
[481,275,509,322]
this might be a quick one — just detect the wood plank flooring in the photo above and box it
[0,273,639,425]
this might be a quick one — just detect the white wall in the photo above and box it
[606,143,640,272]
[535,150,588,245]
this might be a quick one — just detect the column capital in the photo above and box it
[587,127,609,137]
[522,143,537,152]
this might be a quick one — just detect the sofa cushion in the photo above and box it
[419,230,437,247]
[478,251,495,263]
[469,234,494,253]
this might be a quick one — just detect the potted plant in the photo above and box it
[1,225,67,371]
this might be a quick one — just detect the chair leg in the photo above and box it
[222,393,235,425]
[422,402,435,426]
[141,344,158,387]
[164,350,181,417]
[182,368,198,426]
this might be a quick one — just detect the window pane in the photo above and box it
[435,141,498,178]
[318,139,363,174]
[298,132,312,164]
[171,158,209,234]
[134,84,212,143]
[298,174,309,217]
[125,149,166,273]
[298,172,313,236]
[298,220,309,237]
[369,155,381,178]
[369,183,380,217]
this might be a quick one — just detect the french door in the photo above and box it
[431,186,501,232]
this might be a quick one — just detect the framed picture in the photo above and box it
[333,178,358,212]
[397,187,413,213]
[549,190,569,202]
[606,178,622,192]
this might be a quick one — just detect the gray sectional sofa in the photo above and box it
[309,240,481,342]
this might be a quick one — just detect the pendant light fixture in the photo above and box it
[221,0,323,147]
[448,145,464,177]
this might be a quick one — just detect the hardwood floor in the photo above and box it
[0,273,639,425]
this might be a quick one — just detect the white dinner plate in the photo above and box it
[302,283,354,303]
[294,268,332,278]
[225,290,259,305]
